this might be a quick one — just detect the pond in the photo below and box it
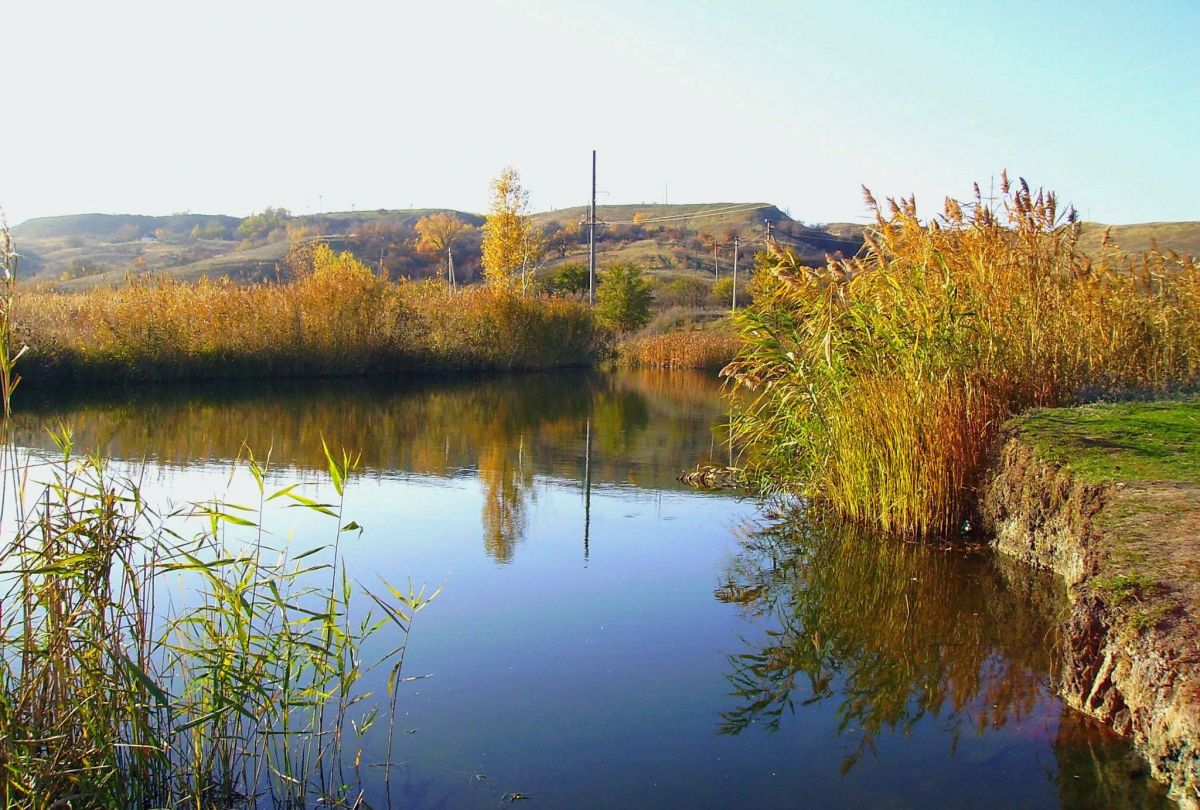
[11,369,1171,808]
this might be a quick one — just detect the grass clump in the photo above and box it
[726,176,1200,536]
[1092,571,1158,606]
[16,243,602,385]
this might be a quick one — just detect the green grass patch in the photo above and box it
[1092,572,1157,606]
[1015,399,1200,485]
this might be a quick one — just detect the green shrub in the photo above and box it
[596,262,653,333]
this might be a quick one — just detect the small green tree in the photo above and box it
[549,261,589,295]
[596,262,653,332]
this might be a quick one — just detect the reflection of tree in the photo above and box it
[12,368,734,563]
[478,435,534,564]
[716,508,1064,771]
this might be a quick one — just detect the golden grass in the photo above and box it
[617,329,740,370]
[16,244,601,384]
[726,177,1200,536]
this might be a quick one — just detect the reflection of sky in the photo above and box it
[4,372,1171,809]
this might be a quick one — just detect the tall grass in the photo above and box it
[617,329,740,370]
[726,177,1200,536]
[0,435,436,808]
[17,244,602,385]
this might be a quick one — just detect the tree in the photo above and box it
[415,212,469,280]
[596,262,653,332]
[546,220,581,258]
[481,167,543,291]
[548,261,589,295]
[238,207,291,240]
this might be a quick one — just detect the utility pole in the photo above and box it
[732,236,739,311]
[588,150,597,305]
[713,242,719,280]
[447,246,455,289]
[764,219,773,245]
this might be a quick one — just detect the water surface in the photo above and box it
[13,370,1169,808]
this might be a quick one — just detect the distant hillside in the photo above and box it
[14,208,485,289]
[1077,221,1200,260]
[27,205,1198,292]
[533,202,787,233]
[14,213,240,242]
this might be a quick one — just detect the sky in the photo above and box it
[2,0,1198,227]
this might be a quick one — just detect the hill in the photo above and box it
[17,205,1195,293]
[15,203,855,291]
[1077,221,1200,261]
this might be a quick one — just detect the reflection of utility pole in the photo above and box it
[588,150,597,304]
[583,417,592,563]
[732,236,739,311]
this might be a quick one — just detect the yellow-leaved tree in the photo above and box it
[481,167,544,292]
[415,212,470,282]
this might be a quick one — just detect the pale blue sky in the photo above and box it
[3,0,1198,226]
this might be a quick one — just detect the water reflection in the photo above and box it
[717,507,1172,807]
[13,369,728,564]
[718,508,1062,758]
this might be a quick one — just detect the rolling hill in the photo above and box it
[10,205,1197,292]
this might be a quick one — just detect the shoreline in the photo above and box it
[982,404,1200,807]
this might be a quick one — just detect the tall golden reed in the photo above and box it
[726,176,1200,536]
[16,244,601,384]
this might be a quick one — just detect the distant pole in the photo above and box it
[765,219,773,245]
[732,236,739,311]
[713,242,718,280]
[447,246,455,289]
[589,150,597,305]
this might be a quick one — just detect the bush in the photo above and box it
[546,261,590,295]
[596,262,653,332]
[653,275,711,309]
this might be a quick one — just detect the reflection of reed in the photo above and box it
[717,507,1065,770]
[13,370,733,565]
[10,371,728,492]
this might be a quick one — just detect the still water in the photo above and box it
[12,370,1169,809]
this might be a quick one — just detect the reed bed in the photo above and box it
[726,177,1200,536]
[16,244,601,385]
[617,329,740,370]
[0,436,435,808]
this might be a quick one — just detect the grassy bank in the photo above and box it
[726,179,1200,536]
[16,244,603,385]
[1014,399,1200,485]
[984,401,1200,803]
[1004,398,1199,629]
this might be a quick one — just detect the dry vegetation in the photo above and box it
[726,176,1200,536]
[618,329,740,370]
[16,244,602,384]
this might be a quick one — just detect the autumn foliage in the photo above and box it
[16,244,601,384]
